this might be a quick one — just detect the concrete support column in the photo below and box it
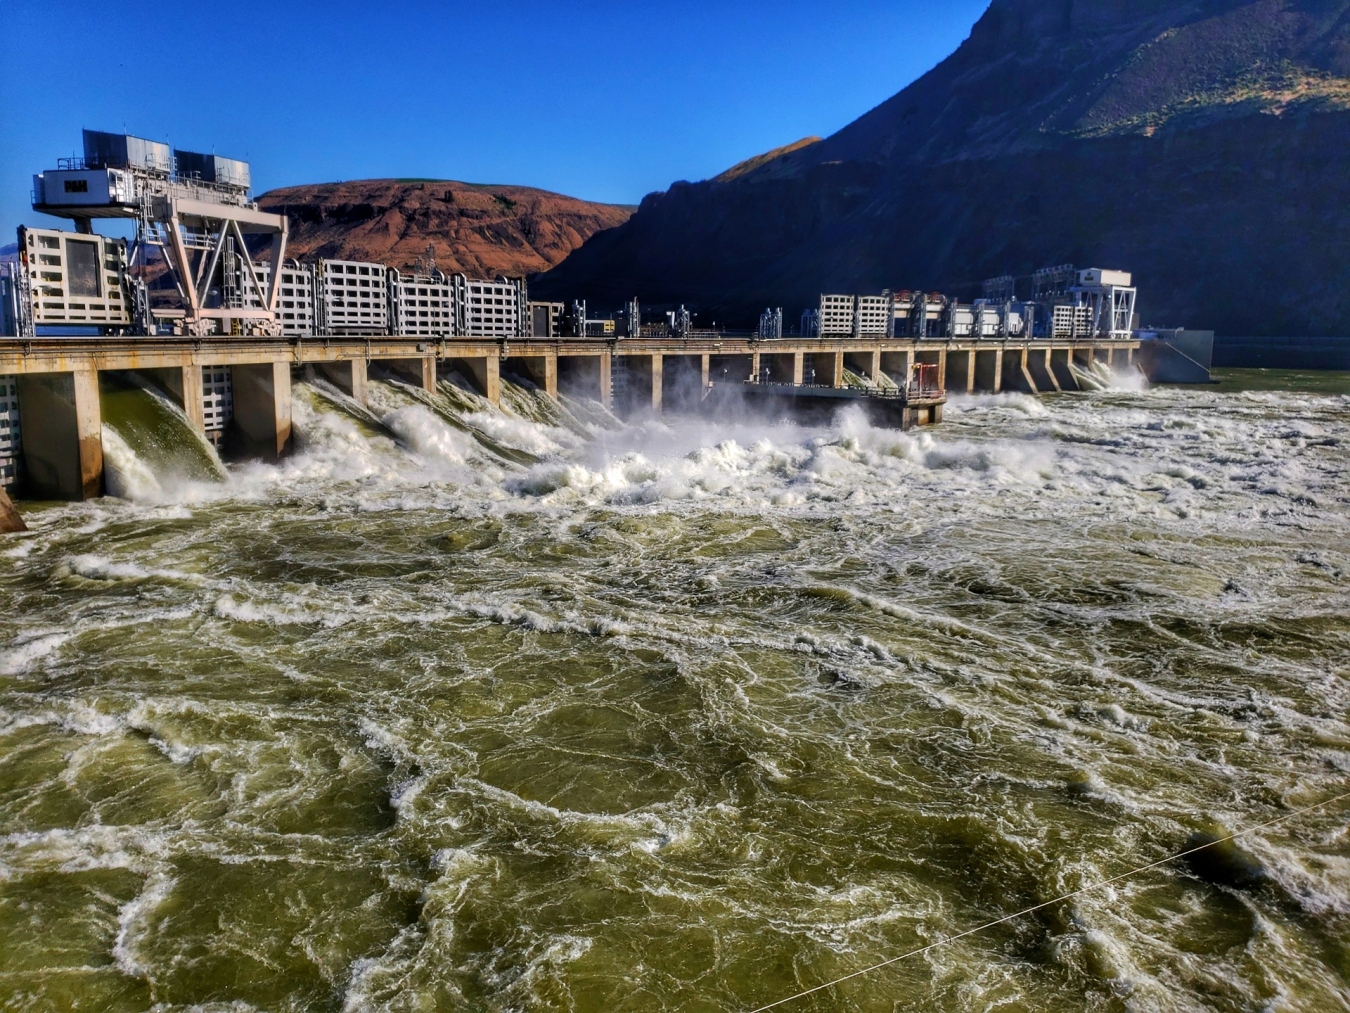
[867,349,882,384]
[880,350,910,386]
[650,353,663,413]
[232,361,292,462]
[382,357,435,392]
[543,349,558,399]
[967,350,976,393]
[180,364,205,430]
[153,365,205,430]
[599,351,612,408]
[937,349,947,390]
[74,368,103,500]
[1040,349,1061,392]
[315,358,367,404]
[993,349,1004,393]
[15,368,103,500]
[451,356,500,405]
[791,351,804,386]
[1019,348,1038,392]
[701,354,710,398]
[751,350,761,381]
[484,356,501,405]
[813,350,844,388]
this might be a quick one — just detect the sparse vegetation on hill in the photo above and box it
[257,180,633,278]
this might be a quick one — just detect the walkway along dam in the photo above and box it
[0,332,1138,500]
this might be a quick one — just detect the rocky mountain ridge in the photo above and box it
[534,0,1350,335]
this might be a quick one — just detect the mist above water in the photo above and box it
[0,369,1347,1012]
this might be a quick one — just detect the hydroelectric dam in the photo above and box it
[0,332,1138,500]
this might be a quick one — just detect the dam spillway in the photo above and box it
[0,332,1138,500]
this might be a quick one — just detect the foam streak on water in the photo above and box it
[0,370,1347,1012]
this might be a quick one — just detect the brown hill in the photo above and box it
[257,180,634,277]
[713,137,822,183]
[535,0,1350,335]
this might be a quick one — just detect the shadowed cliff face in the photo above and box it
[535,0,1350,335]
[257,180,633,278]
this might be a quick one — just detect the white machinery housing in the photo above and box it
[30,130,287,336]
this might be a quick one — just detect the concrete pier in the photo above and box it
[379,356,436,393]
[0,333,1138,499]
[314,358,368,403]
[16,369,102,499]
[232,362,291,462]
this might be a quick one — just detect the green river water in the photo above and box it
[0,368,1346,1012]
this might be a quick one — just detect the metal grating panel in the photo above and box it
[202,366,233,441]
[464,279,522,338]
[818,294,854,335]
[319,260,389,335]
[0,374,20,488]
[21,228,132,327]
[391,271,457,336]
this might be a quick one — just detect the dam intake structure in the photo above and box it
[0,331,1141,500]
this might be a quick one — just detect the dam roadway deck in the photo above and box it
[0,334,1138,500]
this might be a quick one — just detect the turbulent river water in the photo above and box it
[0,367,1347,1013]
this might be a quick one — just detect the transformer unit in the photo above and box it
[947,303,975,337]
[16,226,132,330]
[758,307,783,339]
[968,299,1031,338]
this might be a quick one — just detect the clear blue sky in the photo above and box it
[1,0,990,240]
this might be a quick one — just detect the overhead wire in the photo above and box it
[746,789,1350,1013]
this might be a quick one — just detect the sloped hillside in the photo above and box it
[257,180,634,278]
[535,0,1350,335]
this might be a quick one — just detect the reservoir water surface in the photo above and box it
[0,369,1346,1011]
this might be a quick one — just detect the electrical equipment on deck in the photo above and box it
[29,130,284,337]
[758,307,783,339]
[529,301,565,337]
